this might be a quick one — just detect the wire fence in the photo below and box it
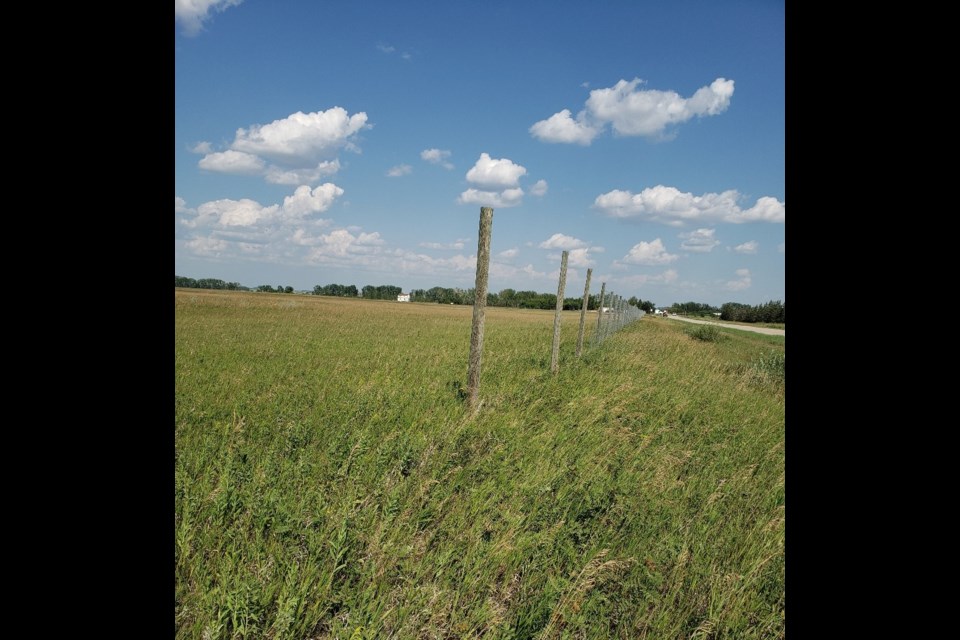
[466,207,645,408]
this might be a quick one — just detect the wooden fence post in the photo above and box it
[466,207,493,410]
[550,251,569,374]
[594,282,607,345]
[576,268,592,357]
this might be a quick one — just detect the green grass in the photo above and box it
[176,289,785,639]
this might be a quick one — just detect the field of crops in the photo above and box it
[175,289,785,639]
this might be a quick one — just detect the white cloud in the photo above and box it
[175,196,192,214]
[195,108,365,186]
[307,229,384,259]
[186,235,230,255]
[419,240,466,250]
[594,185,785,225]
[567,248,595,268]
[498,248,519,259]
[196,198,280,227]
[377,43,395,53]
[421,148,454,169]
[733,241,759,254]
[621,239,679,265]
[459,154,529,207]
[488,262,547,281]
[587,77,734,137]
[778,242,785,253]
[613,269,679,287]
[175,0,243,36]
[281,183,345,218]
[198,150,266,174]
[265,160,340,185]
[465,153,527,189]
[529,109,600,145]
[457,188,524,208]
[189,183,343,229]
[740,196,786,222]
[530,179,548,196]
[539,233,586,250]
[679,228,721,253]
[230,107,369,165]
[387,164,413,177]
[725,268,752,291]
[531,77,734,144]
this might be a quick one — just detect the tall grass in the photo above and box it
[176,289,785,639]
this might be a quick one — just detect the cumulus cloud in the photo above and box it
[457,188,524,208]
[679,228,721,253]
[529,109,600,145]
[419,239,467,250]
[725,268,752,291]
[230,108,369,165]
[186,235,230,255]
[733,241,759,254]
[307,229,384,259]
[281,184,345,218]
[175,196,192,214]
[197,198,280,227]
[594,185,785,225]
[465,153,527,189]
[567,248,596,268]
[458,153,530,208]
[539,233,586,250]
[530,179,548,196]
[265,160,340,185]
[175,0,243,36]
[387,164,412,177]
[498,248,519,259]
[198,150,265,174]
[613,269,679,287]
[531,77,734,144]
[188,183,343,229]
[740,197,785,222]
[195,108,366,186]
[421,148,454,169]
[620,239,679,265]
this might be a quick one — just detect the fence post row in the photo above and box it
[594,282,607,345]
[576,268,592,357]
[550,250,569,374]
[466,207,493,410]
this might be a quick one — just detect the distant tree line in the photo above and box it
[719,300,784,323]
[313,283,359,297]
[669,301,720,316]
[175,275,249,291]
[257,285,295,293]
[361,285,402,300]
[410,287,656,312]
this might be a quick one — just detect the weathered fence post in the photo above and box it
[550,250,569,374]
[594,282,606,345]
[466,207,493,410]
[576,268,592,357]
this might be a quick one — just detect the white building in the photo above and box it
[397,293,411,302]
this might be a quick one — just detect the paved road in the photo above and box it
[665,315,785,336]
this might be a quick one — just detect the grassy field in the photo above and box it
[175,289,785,639]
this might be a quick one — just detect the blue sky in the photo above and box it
[175,0,784,307]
